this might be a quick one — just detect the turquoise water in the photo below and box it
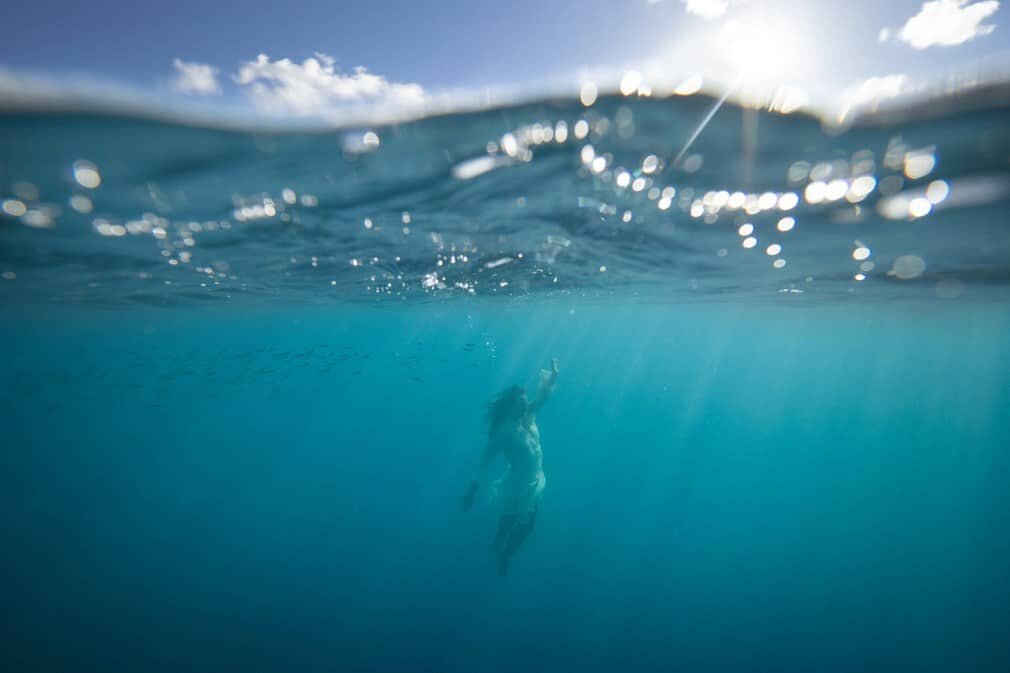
[2,94,1010,671]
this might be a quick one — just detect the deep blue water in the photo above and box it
[2,92,1010,672]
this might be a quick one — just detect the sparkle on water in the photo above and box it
[1,81,1009,306]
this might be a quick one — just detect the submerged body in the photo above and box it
[461,359,558,575]
[489,416,546,525]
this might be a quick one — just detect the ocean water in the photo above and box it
[2,93,1010,672]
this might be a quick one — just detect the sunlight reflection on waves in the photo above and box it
[1,91,1009,306]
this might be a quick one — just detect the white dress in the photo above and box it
[489,420,545,523]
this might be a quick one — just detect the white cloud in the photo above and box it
[681,0,729,19]
[836,74,919,121]
[233,53,425,115]
[897,0,999,49]
[879,27,891,42]
[843,74,913,105]
[172,59,221,96]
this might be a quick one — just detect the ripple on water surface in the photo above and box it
[1,90,1009,306]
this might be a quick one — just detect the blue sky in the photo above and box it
[0,0,1006,117]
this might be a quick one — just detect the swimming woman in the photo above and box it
[460,359,559,575]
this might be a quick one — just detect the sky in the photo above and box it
[0,0,1007,118]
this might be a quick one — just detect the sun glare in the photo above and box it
[721,19,803,88]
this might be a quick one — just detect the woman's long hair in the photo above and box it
[486,385,525,437]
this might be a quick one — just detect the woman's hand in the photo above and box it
[542,358,559,385]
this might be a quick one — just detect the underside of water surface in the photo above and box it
[1,89,1008,306]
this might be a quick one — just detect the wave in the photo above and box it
[1,79,1009,307]
[3,64,1010,132]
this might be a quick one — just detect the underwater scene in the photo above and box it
[3,1,1010,669]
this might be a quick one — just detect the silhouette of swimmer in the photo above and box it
[460,359,558,575]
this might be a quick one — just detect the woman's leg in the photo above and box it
[493,514,517,550]
[496,510,536,576]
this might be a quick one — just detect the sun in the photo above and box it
[720,19,804,88]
